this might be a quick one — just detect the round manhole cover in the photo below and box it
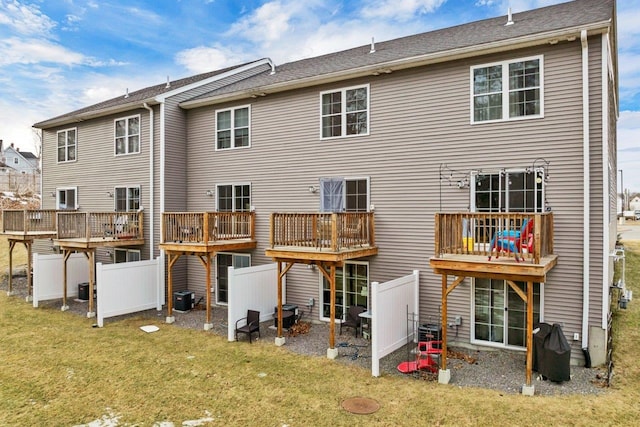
[341,397,380,415]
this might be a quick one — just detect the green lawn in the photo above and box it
[0,243,639,426]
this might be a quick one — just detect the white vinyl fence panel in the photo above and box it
[227,263,282,341]
[32,253,89,308]
[371,270,420,377]
[96,259,163,327]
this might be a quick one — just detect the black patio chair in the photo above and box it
[235,310,261,343]
[340,305,366,338]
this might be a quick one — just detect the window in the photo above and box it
[115,249,140,263]
[13,158,18,165]
[115,115,140,155]
[320,177,369,212]
[217,184,250,212]
[114,186,140,212]
[56,187,77,210]
[216,106,250,150]
[321,85,369,138]
[216,253,250,304]
[472,56,542,123]
[472,169,544,213]
[320,261,369,321]
[57,128,77,162]
[473,279,542,348]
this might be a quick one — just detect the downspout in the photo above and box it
[143,103,154,260]
[581,29,590,350]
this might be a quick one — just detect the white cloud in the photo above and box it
[228,1,293,44]
[0,0,56,37]
[175,45,252,73]
[0,37,85,66]
[361,0,446,21]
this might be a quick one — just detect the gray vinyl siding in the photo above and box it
[182,38,607,361]
[40,108,153,262]
[162,63,274,292]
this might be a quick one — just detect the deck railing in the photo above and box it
[56,211,144,240]
[1,209,58,234]
[269,212,375,251]
[161,212,255,244]
[434,212,554,263]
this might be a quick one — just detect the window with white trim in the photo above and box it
[472,56,542,123]
[114,186,140,212]
[321,85,369,138]
[115,248,141,263]
[320,177,369,213]
[13,158,18,165]
[115,115,140,155]
[217,184,250,212]
[57,128,77,162]
[472,169,544,213]
[56,187,77,210]
[216,106,250,150]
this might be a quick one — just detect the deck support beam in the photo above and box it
[7,238,33,300]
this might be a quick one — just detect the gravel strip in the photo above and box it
[3,275,609,396]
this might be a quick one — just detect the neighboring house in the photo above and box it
[33,0,618,369]
[0,140,39,174]
[0,140,40,193]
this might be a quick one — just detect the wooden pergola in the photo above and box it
[159,212,256,329]
[265,212,377,355]
[429,212,557,393]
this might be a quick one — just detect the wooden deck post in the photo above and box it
[441,274,448,371]
[526,280,534,386]
[205,254,212,327]
[8,240,15,295]
[26,240,32,299]
[277,261,283,337]
[329,263,336,349]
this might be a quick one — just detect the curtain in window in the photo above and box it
[320,178,344,212]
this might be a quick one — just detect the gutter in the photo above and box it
[143,103,154,261]
[181,21,611,110]
[581,29,590,350]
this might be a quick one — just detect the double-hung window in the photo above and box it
[217,184,251,212]
[472,56,543,123]
[115,115,140,155]
[216,106,250,150]
[114,186,140,212]
[57,128,77,162]
[321,85,369,138]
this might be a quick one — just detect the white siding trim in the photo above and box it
[580,30,590,349]
[601,32,610,331]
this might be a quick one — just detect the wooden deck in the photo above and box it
[159,212,257,329]
[430,212,557,390]
[266,212,378,262]
[54,211,145,249]
[1,209,58,240]
[266,212,378,349]
[429,253,558,283]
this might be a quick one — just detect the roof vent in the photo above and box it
[166,76,171,89]
[124,88,129,99]
[505,7,514,26]
[370,37,376,54]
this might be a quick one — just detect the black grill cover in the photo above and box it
[538,323,571,382]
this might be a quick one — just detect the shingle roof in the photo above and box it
[34,0,614,124]
[183,0,614,105]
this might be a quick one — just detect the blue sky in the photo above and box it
[1,0,639,191]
